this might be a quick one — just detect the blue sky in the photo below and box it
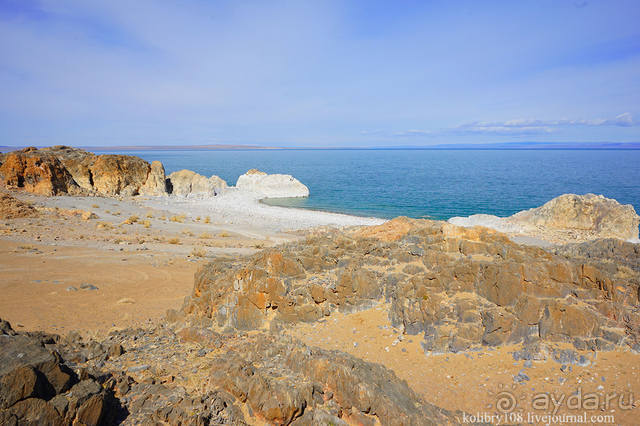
[0,0,639,147]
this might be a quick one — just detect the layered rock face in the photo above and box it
[0,146,169,197]
[236,169,310,198]
[182,217,640,354]
[166,169,227,197]
[450,193,640,243]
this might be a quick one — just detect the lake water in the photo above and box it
[97,149,640,220]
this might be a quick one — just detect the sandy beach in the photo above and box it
[0,189,383,336]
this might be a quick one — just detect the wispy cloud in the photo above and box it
[455,113,635,135]
[361,113,636,138]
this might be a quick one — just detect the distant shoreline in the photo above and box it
[2,143,640,152]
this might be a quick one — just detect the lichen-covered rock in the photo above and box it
[167,169,227,197]
[235,169,309,198]
[182,217,640,354]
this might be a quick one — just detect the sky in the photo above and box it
[0,0,639,147]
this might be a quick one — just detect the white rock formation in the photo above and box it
[235,169,309,198]
[448,193,639,244]
[167,169,227,197]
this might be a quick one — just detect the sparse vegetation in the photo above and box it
[170,214,186,223]
[167,237,181,245]
[123,215,139,225]
[142,220,151,228]
[195,216,201,221]
[190,247,207,257]
[91,204,100,209]
[199,232,213,239]
[219,232,230,238]
[146,211,154,218]
[204,216,211,224]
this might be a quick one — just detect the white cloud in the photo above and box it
[456,112,635,134]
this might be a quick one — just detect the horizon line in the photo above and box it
[2,141,640,152]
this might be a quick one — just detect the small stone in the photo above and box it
[80,283,99,290]
[66,286,78,292]
[513,371,530,383]
[127,364,150,373]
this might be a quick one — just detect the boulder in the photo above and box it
[511,193,639,240]
[41,145,152,196]
[236,169,309,198]
[0,146,163,197]
[0,148,83,196]
[208,333,456,425]
[139,161,168,196]
[449,193,640,243]
[166,169,227,197]
[88,155,151,196]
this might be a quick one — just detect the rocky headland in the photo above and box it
[1,146,640,424]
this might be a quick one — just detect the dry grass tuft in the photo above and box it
[190,247,207,257]
[123,215,139,225]
[167,237,181,245]
[204,216,211,224]
[170,214,186,223]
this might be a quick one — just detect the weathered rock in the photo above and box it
[208,333,457,425]
[555,238,640,273]
[449,193,640,243]
[0,321,121,426]
[166,169,227,197]
[512,193,639,240]
[0,192,38,219]
[139,160,167,196]
[0,148,83,196]
[182,217,640,353]
[0,146,164,197]
[235,168,309,198]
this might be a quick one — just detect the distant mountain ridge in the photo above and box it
[1,141,639,151]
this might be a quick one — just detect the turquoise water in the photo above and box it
[97,149,640,220]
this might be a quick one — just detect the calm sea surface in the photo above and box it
[97,149,640,220]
